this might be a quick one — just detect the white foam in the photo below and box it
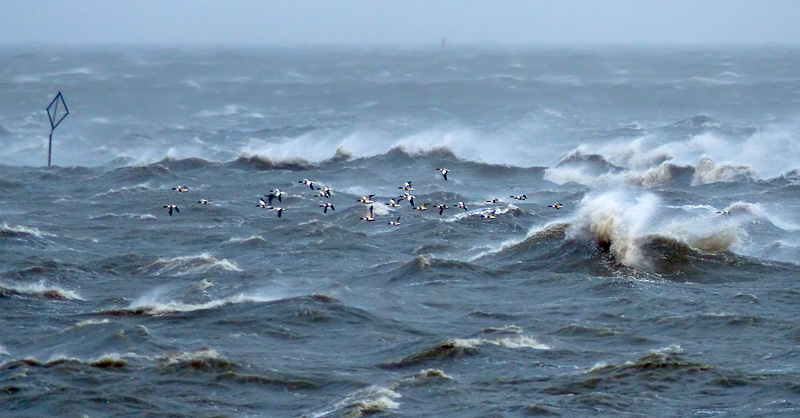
[687,76,736,86]
[568,190,662,267]
[55,67,94,76]
[90,183,154,199]
[406,368,452,383]
[546,125,800,188]
[445,204,517,223]
[89,213,157,221]
[127,289,279,315]
[155,348,221,365]
[660,217,741,253]
[624,164,680,188]
[692,157,756,186]
[192,104,241,118]
[71,319,110,329]
[587,362,610,373]
[311,385,401,418]
[370,203,392,216]
[0,223,56,239]
[452,335,550,350]
[544,164,606,187]
[0,280,83,301]
[723,201,800,231]
[138,253,241,276]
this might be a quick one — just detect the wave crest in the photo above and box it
[136,253,241,276]
[0,280,82,300]
[692,157,756,186]
[228,154,313,171]
[568,192,661,267]
[156,156,216,171]
[106,291,279,316]
[0,224,55,240]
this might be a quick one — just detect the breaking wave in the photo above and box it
[0,224,56,240]
[0,281,82,300]
[567,191,663,267]
[135,253,241,276]
[692,157,757,186]
[477,190,797,279]
[103,290,279,316]
[307,385,401,418]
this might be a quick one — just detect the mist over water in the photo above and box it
[2,45,800,417]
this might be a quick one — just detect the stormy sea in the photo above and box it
[2,44,800,417]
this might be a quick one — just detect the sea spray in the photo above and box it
[568,191,661,268]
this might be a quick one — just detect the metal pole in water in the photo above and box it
[46,91,69,167]
[48,129,53,167]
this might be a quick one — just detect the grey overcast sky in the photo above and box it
[1,0,798,46]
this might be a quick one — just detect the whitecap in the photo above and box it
[720,201,800,231]
[154,348,221,365]
[310,385,401,418]
[0,280,83,301]
[568,191,662,268]
[71,319,110,329]
[191,104,241,118]
[126,290,279,315]
[89,213,157,221]
[137,253,241,276]
[686,76,736,86]
[451,334,550,350]
[0,223,56,239]
[90,183,154,199]
[224,235,266,245]
[692,157,756,186]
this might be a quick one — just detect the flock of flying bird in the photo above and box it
[164,167,565,224]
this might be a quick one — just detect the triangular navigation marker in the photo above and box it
[46,91,69,166]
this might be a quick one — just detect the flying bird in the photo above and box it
[357,194,375,204]
[400,192,415,207]
[320,203,335,214]
[163,205,180,216]
[398,181,414,191]
[360,205,376,222]
[437,168,450,181]
[299,179,315,189]
[266,189,284,205]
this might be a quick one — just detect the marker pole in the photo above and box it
[45,91,69,168]
[48,128,54,167]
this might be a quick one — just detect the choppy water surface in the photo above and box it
[2,45,800,417]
